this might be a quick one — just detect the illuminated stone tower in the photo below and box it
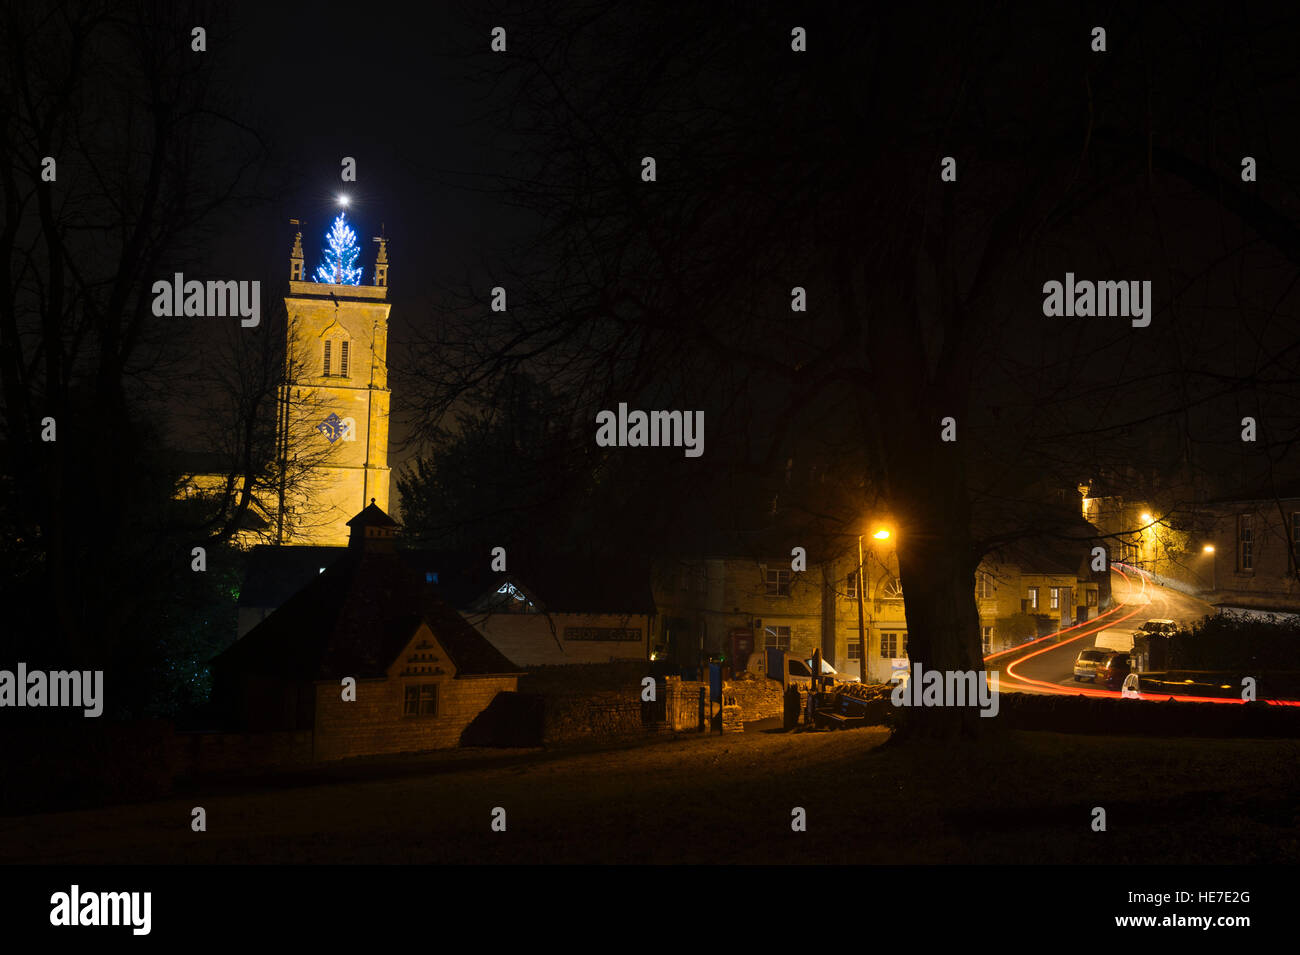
[278,216,391,546]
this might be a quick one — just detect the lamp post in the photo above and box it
[1139,512,1154,574]
[856,527,891,683]
[1203,544,1216,593]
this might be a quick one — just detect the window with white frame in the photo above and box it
[763,625,791,649]
[766,568,791,596]
[976,572,993,598]
[1049,587,1060,610]
[880,632,907,657]
[1027,587,1039,610]
[981,626,993,652]
[1238,514,1253,572]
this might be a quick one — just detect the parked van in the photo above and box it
[1094,629,1136,653]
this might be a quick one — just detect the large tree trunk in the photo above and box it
[888,438,987,740]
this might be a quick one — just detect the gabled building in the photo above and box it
[211,503,523,760]
[455,571,654,667]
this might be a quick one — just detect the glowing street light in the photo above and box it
[857,525,894,683]
[1202,543,1216,592]
[337,194,350,207]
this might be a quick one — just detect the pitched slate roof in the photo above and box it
[238,545,346,608]
[216,543,522,681]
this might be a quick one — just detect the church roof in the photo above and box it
[347,500,399,528]
[216,541,521,681]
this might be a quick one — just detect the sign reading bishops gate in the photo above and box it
[562,627,642,642]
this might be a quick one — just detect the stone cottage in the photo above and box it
[211,502,523,760]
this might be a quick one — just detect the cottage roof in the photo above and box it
[217,511,521,680]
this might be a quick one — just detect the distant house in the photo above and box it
[979,536,1105,647]
[653,531,1103,681]
[455,569,654,666]
[211,503,523,760]
[1205,486,1300,619]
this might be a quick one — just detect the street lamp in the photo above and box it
[1202,543,1216,592]
[856,527,892,683]
[1137,512,1159,573]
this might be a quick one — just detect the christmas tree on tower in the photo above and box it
[315,213,363,285]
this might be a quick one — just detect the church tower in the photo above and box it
[277,214,391,546]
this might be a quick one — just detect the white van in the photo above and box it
[1094,629,1136,653]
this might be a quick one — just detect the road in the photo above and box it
[985,565,1252,702]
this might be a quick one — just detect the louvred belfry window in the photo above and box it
[323,340,332,376]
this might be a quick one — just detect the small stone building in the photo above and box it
[211,503,523,760]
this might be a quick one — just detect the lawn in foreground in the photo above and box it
[2,727,1296,864]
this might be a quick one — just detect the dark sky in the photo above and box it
[165,1,1300,501]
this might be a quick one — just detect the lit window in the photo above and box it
[1027,587,1039,610]
[1049,587,1060,610]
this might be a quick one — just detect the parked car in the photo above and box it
[1133,618,1178,640]
[1096,651,1135,690]
[1072,648,1108,681]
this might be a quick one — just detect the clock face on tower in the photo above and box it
[316,413,346,443]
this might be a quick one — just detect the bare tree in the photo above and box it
[0,1,271,668]
[408,3,1300,737]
